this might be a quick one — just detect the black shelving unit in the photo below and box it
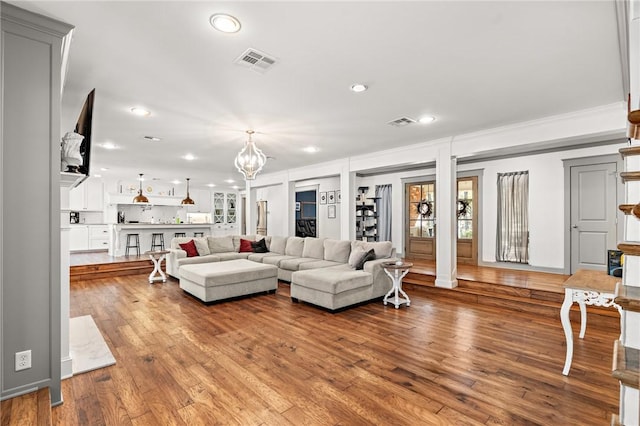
[356,187,379,242]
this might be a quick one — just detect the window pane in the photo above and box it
[409,185,423,203]
[409,219,422,237]
[424,220,435,237]
[458,219,472,239]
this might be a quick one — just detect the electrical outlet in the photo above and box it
[15,350,31,371]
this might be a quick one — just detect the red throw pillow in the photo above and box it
[239,238,253,253]
[179,240,199,257]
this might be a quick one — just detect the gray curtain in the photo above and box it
[496,171,529,263]
[375,184,392,242]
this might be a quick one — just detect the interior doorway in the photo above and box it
[566,158,619,273]
[295,190,317,237]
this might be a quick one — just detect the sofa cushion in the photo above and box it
[233,235,256,251]
[351,240,393,259]
[247,252,280,262]
[262,255,296,266]
[269,236,287,254]
[251,239,269,253]
[180,259,277,287]
[216,252,251,261]
[193,237,211,256]
[302,237,325,259]
[208,236,235,253]
[324,239,351,263]
[177,254,220,267]
[279,257,318,271]
[285,237,305,256]
[239,238,253,253]
[292,265,372,294]
[348,248,376,270]
[298,259,345,270]
[179,240,199,257]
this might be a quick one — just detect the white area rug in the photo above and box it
[69,315,116,375]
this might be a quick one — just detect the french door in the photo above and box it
[404,177,478,264]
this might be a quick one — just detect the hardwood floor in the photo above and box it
[46,273,619,425]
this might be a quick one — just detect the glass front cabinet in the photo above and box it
[212,192,239,236]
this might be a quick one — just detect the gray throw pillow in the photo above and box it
[193,237,210,256]
[355,249,376,270]
[348,247,367,269]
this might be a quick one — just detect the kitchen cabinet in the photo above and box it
[69,226,89,251]
[70,177,104,211]
[187,189,212,213]
[69,225,109,251]
[213,192,238,225]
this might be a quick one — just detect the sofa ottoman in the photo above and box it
[291,264,374,311]
[179,259,278,303]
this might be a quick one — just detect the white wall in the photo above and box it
[255,184,286,237]
[296,177,341,239]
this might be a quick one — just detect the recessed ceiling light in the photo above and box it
[94,174,102,178]
[225,179,235,184]
[232,185,240,189]
[130,107,151,117]
[100,167,109,171]
[143,136,161,141]
[350,83,368,93]
[210,14,241,33]
[100,142,117,150]
[303,146,319,153]
[418,116,436,124]
[183,154,196,161]
[207,183,216,188]
[171,180,181,185]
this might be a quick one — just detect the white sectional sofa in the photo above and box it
[166,234,397,310]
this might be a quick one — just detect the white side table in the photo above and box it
[382,261,413,309]
[560,269,621,375]
[145,250,169,284]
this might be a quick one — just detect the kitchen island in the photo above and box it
[109,223,213,256]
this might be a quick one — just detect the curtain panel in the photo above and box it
[496,171,529,263]
[375,184,392,242]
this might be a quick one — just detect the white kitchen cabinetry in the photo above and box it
[69,177,104,211]
[69,225,109,251]
[69,226,89,251]
[187,189,211,213]
[88,225,109,250]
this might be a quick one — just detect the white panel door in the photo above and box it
[570,163,617,273]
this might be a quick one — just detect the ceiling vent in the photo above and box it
[387,117,416,127]
[234,48,277,73]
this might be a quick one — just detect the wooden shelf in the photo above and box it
[612,340,640,389]
[615,284,640,312]
[617,242,640,256]
[619,145,640,157]
[620,171,640,183]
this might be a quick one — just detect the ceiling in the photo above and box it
[11,1,624,190]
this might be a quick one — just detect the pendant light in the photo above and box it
[133,173,149,203]
[234,130,267,180]
[181,178,194,205]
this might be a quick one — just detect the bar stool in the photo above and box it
[125,233,140,256]
[151,233,165,251]
[174,232,186,238]
[194,232,204,237]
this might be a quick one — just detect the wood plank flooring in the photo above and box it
[46,273,618,425]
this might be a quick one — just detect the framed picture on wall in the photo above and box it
[328,191,336,204]
[328,204,336,219]
[320,192,327,204]
[337,190,341,203]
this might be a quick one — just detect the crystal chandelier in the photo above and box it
[234,130,267,180]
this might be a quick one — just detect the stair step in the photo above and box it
[617,242,640,256]
[619,145,640,157]
[70,259,157,282]
[619,171,640,183]
[612,340,640,389]
[616,284,640,313]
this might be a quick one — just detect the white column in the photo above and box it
[245,180,255,235]
[285,178,296,237]
[435,140,458,289]
[340,168,356,241]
